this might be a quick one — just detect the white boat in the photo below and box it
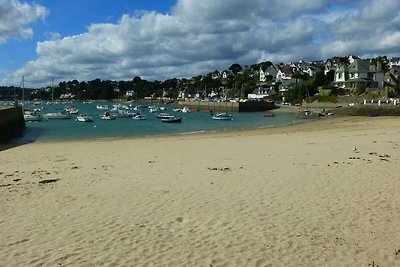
[149,106,158,113]
[76,114,93,122]
[182,106,191,113]
[132,114,147,120]
[43,79,71,120]
[156,113,173,119]
[44,111,71,120]
[161,117,182,123]
[24,110,43,122]
[64,106,79,114]
[96,104,110,110]
[100,112,116,120]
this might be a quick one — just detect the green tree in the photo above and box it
[229,63,243,74]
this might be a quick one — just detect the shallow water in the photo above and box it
[13,101,299,142]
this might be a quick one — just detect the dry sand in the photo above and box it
[1,116,400,266]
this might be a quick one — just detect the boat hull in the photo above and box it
[161,117,182,123]
[212,116,233,120]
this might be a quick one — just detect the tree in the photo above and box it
[229,63,243,74]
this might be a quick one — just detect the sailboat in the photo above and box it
[44,79,71,120]
[296,86,323,119]
[19,76,43,122]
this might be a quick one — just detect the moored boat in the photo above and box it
[161,117,182,123]
[76,114,93,122]
[96,104,110,110]
[182,107,191,113]
[211,112,234,120]
[157,113,173,119]
[132,114,147,120]
[24,110,43,122]
[43,111,71,120]
[100,112,116,120]
[263,113,274,117]
[64,106,79,114]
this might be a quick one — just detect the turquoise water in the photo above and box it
[15,101,299,142]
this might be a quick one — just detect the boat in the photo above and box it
[132,114,147,120]
[43,79,72,120]
[76,114,93,122]
[64,106,79,114]
[100,112,116,120]
[212,112,234,120]
[157,113,173,119]
[182,106,191,113]
[296,109,322,119]
[149,106,158,113]
[43,111,71,120]
[115,110,138,118]
[96,104,110,110]
[23,110,43,122]
[161,117,182,123]
[263,113,274,117]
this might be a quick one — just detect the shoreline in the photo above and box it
[15,115,379,146]
[2,115,400,266]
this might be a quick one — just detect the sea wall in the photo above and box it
[0,106,26,142]
[176,101,275,112]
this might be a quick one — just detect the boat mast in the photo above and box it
[22,76,25,103]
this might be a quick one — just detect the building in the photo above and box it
[334,59,384,94]
[389,57,400,68]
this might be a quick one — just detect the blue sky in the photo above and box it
[0,0,176,83]
[1,0,399,87]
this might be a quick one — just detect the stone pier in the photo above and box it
[0,106,26,142]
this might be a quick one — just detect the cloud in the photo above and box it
[3,0,400,87]
[0,0,48,43]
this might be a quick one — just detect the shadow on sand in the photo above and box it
[0,126,46,152]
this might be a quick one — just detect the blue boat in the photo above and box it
[212,113,234,120]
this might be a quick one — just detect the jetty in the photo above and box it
[0,106,26,142]
[175,100,275,112]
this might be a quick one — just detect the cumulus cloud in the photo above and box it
[0,0,48,43]
[3,0,400,87]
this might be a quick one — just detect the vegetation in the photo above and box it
[0,55,398,102]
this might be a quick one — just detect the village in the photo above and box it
[175,55,400,104]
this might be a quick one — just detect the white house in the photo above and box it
[389,57,400,68]
[126,90,135,97]
[334,59,384,90]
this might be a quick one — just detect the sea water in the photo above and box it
[9,101,300,142]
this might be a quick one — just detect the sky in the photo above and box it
[0,0,399,87]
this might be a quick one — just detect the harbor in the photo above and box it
[0,101,297,143]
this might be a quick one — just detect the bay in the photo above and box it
[16,101,299,142]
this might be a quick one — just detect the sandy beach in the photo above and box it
[1,116,400,266]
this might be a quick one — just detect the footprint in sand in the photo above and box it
[175,217,187,223]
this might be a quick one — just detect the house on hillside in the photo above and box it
[248,87,276,99]
[178,87,196,99]
[334,59,384,93]
[125,90,135,97]
[324,59,338,75]
[389,57,400,68]
[385,66,400,87]
[276,65,293,81]
[259,65,279,82]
